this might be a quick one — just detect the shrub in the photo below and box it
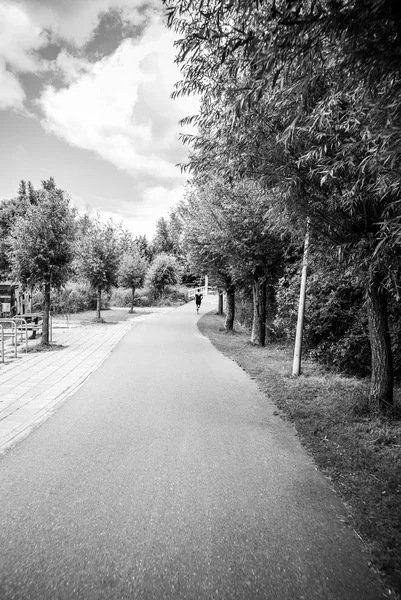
[109,287,132,308]
[274,261,372,377]
[235,287,253,329]
[31,289,43,312]
[57,282,96,313]
[145,253,180,299]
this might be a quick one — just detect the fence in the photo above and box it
[0,313,50,364]
[187,286,218,299]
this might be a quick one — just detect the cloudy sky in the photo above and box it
[0,0,198,238]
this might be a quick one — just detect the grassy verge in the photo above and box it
[198,311,401,599]
[63,306,175,325]
[65,308,153,324]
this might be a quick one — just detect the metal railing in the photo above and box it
[12,317,28,354]
[187,286,218,299]
[0,313,50,363]
[0,319,18,362]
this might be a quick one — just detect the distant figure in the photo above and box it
[195,288,203,314]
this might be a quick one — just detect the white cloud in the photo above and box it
[55,51,92,85]
[38,16,198,184]
[112,184,184,238]
[72,184,183,239]
[24,0,159,47]
[0,59,25,110]
[0,1,49,112]
[0,1,48,72]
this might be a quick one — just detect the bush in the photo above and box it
[31,289,43,312]
[135,286,153,306]
[274,261,372,377]
[146,253,180,298]
[235,287,253,329]
[109,287,132,308]
[33,282,100,314]
[164,285,188,304]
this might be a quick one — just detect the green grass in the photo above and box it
[198,311,401,599]
[65,307,155,324]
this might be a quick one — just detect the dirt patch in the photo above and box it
[23,343,65,353]
[66,308,149,324]
[198,311,401,599]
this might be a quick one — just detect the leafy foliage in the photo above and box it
[118,249,147,291]
[152,217,175,255]
[76,215,120,319]
[8,184,76,290]
[76,216,120,293]
[0,179,39,276]
[145,253,181,298]
[118,248,147,311]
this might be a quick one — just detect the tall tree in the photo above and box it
[135,234,153,262]
[77,216,120,321]
[180,186,236,331]
[118,248,147,313]
[8,183,76,344]
[181,178,284,342]
[152,217,175,255]
[0,180,39,277]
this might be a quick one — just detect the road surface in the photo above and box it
[0,301,384,599]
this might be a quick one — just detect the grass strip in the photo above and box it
[198,311,401,599]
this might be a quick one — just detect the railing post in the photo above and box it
[1,324,4,363]
[13,321,17,358]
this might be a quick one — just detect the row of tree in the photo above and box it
[162,0,401,416]
[0,178,182,343]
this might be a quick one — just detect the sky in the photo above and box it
[0,0,198,239]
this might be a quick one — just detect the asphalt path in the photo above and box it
[0,301,384,599]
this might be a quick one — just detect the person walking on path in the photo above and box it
[195,288,203,313]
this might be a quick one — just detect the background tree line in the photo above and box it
[0,178,191,343]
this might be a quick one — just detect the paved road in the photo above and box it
[0,302,384,599]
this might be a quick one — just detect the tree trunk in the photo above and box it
[96,286,102,320]
[42,282,51,345]
[251,277,266,345]
[217,288,224,315]
[367,274,393,415]
[130,286,136,313]
[265,283,276,344]
[224,285,235,331]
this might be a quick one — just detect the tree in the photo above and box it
[152,217,175,256]
[165,0,401,414]
[180,186,237,331]
[0,180,38,277]
[146,253,180,299]
[77,216,120,321]
[135,234,153,262]
[118,249,147,313]
[181,177,284,341]
[8,182,76,344]
[17,180,27,204]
